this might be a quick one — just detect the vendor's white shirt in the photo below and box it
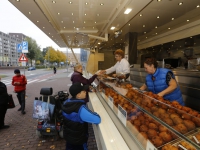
[106,58,130,74]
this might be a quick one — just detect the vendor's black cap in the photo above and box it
[14,69,20,74]
[69,83,89,97]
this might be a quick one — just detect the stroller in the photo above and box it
[35,87,69,139]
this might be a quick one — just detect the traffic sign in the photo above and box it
[22,41,28,53]
[16,41,28,53]
[19,53,28,62]
[17,43,22,53]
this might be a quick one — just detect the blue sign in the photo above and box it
[17,43,22,53]
[17,41,28,53]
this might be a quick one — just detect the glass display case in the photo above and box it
[96,78,200,150]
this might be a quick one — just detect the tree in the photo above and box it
[25,37,41,66]
[44,47,58,63]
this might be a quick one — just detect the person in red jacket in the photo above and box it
[12,69,27,114]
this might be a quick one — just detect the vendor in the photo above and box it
[100,49,130,79]
[140,58,184,105]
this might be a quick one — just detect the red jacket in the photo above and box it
[12,75,27,92]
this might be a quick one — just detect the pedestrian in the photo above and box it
[0,77,9,129]
[53,66,57,74]
[71,63,100,103]
[62,82,101,150]
[12,69,27,114]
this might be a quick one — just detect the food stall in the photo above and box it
[88,77,200,150]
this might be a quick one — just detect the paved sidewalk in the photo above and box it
[0,69,98,150]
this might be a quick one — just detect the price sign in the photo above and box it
[146,140,157,150]
[108,96,113,109]
[117,105,127,126]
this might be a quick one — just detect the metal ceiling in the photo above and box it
[8,0,200,51]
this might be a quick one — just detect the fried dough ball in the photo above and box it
[170,113,180,119]
[183,120,196,131]
[157,108,166,114]
[151,136,164,147]
[181,113,192,120]
[167,108,176,114]
[192,117,200,127]
[140,125,148,132]
[153,111,160,118]
[133,119,141,126]
[159,125,168,132]
[188,110,199,117]
[172,117,183,125]
[181,106,192,112]
[160,113,170,119]
[147,129,158,139]
[159,131,172,143]
[176,124,188,134]
[161,144,178,150]
[163,118,174,126]
[148,123,158,130]
[151,106,158,113]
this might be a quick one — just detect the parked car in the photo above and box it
[28,66,36,71]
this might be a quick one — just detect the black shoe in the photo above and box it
[0,125,10,129]
[18,107,22,111]
[21,111,26,114]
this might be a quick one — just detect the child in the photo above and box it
[62,82,101,150]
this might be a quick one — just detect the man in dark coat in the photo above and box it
[0,77,9,129]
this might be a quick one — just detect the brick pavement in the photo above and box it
[0,69,98,150]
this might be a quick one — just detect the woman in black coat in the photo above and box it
[0,77,9,129]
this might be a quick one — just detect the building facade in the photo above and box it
[0,31,25,66]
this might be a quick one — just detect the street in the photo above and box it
[0,68,97,150]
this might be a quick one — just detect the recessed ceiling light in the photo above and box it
[73,21,74,23]
[97,14,100,16]
[57,13,60,15]
[37,21,39,22]
[28,12,31,14]
[16,0,20,2]
[52,1,56,3]
[74,27,75,29]
[155,33,157,35]
[128,24,131,26]
[157,16,159,18]
[168,28,170,29]
[157,0,162,1]
[124,8,132,14]
[197,5,200,8]
[85,2,88,5]
[95,22,97,23]
[190,37,193,38]
[139,14,143,16]
[52,36,53,37]
[100,3,104,6]
[172,18,174,20]
[84,14,86,16]
[110,27,115,30]
[84,21,86,23]
[83,27,85,29]
[93,27,95,29]
[144,32,146,34]
[43,27,45,28]
[146,37,148,38]
[98,43,100,44]
[178,2,183,5]
[72,13,73,15]
[187,20,189,22]
[155,26,158,28]
[64,27,65,28]
[143,25,145,27]
[69,1,72,4]
[61,21,63,23]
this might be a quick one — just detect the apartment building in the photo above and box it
[0,31,25,66]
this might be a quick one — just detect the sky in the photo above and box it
[0,0,79,53]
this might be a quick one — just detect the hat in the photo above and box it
[69,83,89,97]
[14,69,20,74]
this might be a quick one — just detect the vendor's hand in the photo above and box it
[112,74,117,77]
[157,92,164,97]
[99,70,106,74]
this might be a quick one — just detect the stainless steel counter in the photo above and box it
[130,68,200,111]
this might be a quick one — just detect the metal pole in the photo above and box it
[67,47,68,72]
[48,48,49,68]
